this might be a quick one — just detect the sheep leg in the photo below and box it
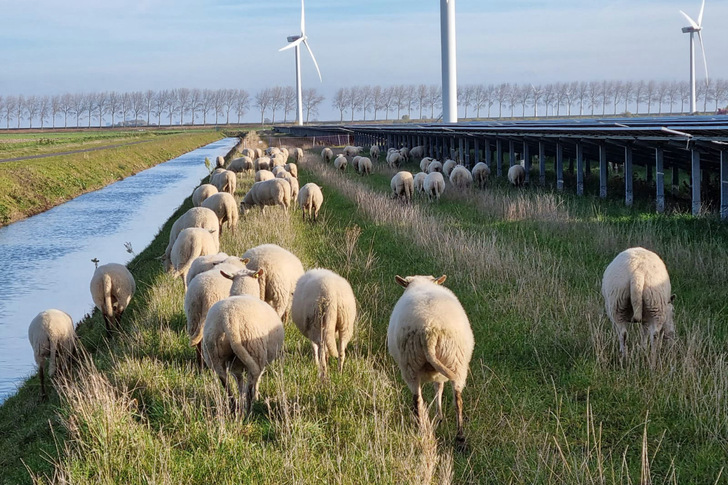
[311,342,321,373]
[196,343,204,369]
[432,382,444,422]
[411,384,423,425]
[39,364,47,402]
[337,335,346,373]
[246,373,262,416]
[453,386,467,451]
[218,375,236,413]
[318,340,328,379]
[103,313,113,337]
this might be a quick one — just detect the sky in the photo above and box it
[0,0,726,122]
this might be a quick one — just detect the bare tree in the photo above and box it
[70,93,86,127]
[24,95,39,128]
[415,84,428,120]
[371,85,385,121]
[530,84,543,117]
[517,85,531,117]
[212,90,225,124]
[3,95,16,128]
[268,86,284,123]
[458,85,473,118]
[332,87,347,122]
[360,85,373,121]
[235,89,251,123]
[144,90,156,125]
[95,92,108,127]
[152,90,167,126]
[163,90,178,125]
[622,81,635,114]
[392,85,408,120]
[494,83,509,118]
[507,85,520,117]
[38,95,51,129]
[600,80,610,116]
[120,92,131,125]
[382,86,396,121]
[348,86,360,122]
[177,88,191,125]
[201,89,215,125]
[541,84,555,117]
[610,80,623,115]
[404,85,416,119]
[50,94,61,128]
[303,87,324,122]
[713,79,728,111]
[586,81,600,116]
[634,81,646,114]
[282,86,296,123]
[427,84,441,119]
[221,88,238,124]
[189,89,202,124]
[127,91,143,125]
[645,80,656,114]
[666,81,679,114]
[255,88,272,124]
[698,80,712,113]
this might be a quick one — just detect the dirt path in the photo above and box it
[0,138,156,163]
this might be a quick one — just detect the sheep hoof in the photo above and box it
[455,434,469,453]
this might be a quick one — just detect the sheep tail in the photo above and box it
[321,300,339,359]
[103,273,115,320]
[425,336,458,382]
[228,329,261,377]
[48,338,58,377]
[630,271,645,322]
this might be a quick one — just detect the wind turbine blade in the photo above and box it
[302,38,322,82]
[680,10,699,29]
[278,37,304,52]
[698,0,705,26]
[301,0,306,35]
[698,31,709,84]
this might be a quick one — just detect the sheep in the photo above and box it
[285,163,298,178]
[343,145,363,157]
[293,147,304,163]
[410,145,425,159]
[387,274,474,447]
[507,163,526,187]
[471,162,491,188]
[171,227,219,291]
[255,148,263,159]
[270,152,287,168]
[321,147,334,162]
[242,243,305,321]
[334,154,348,171]
[201,192,239,236]
[351,156,361,172]
[255,169,275,182]
[298,183,324,222]
[184,259,255,366]
[192,184,218,207]
[291,268,356,378]
[370,145,380,160]
[424,172,445,201]
[420,157,434,172]
[280,147,290,161]
[90,263,136,335]
[211,169,236,195]
[400,147,410,162]
[358,157,372,176]
[228,156,254,174]
[391,171,414,203]
[241,147,256,159]
[240,178,291,215]
[427,160,443,174]
[163,207,220,271]
[202,295,284,415]
[413,172,427,194]
[255,156,272,172]
[449,165,473,190]
[272,165,286,177]
[602,247,675,360]
[28,309,76,400]
[186,252,232,287]
[387,151,404,169]
[276,171,299,201]
[266,147,281,156]
[442,159,457,178]
[215,155,225,169]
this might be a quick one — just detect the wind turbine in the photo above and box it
[680,0,709,114]
[279,0,322,126]
[440,0,458,123]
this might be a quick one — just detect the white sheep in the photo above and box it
[442,159,457,178]
[255,156,271,172]
[171,227,219,291]
[186,252,232,287]
[399,146,410,162]
[202,295,284,415]
[266,147,281,156]
[388,274,474,447]
[163,207,220,271]
[471,162,491,188]
[602,247,675,359]
[201,192,239,236]
[255,148,263,159]
[413,172,427,194]
[276,171,299,201]
[211,170,237,195]
[334,154,348,171]
[240,178,291,215]
[255,169,275,182]
[90,262,136,335]
[424,172,445,201]
[285,163,298,178]
[387,151,404,169]
[292,268,356,377]
[28,309,76,399]
[241,147,256,159]
[358,157,372,176]
[507,163,526,187]
[321,147,334,162]
[427,160,443,174]
[228,156,254,174]
[449,165,473,189]
[351,156,361,172]
[420,157,434,172]
[192,184,218,207]
[293,148,304,163]
[270,152,287,168]
[215,155,225,168]
[242,243,305,321]
[391,171,414,203]
[280,147,290,161]
[297,183,324,222]
[343,145,363,157]
[370,145,380,160]
[410,145,425,159]
[272,166,286,177]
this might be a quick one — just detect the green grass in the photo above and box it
[2,144,727,484]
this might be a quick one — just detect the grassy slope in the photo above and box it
[1,148,726,484]
[0,130,223,225]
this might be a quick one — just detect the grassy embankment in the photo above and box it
[0,130,225,226]
[1,145,727,483]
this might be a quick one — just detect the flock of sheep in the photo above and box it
[27,140,676,449]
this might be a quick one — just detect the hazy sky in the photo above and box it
[0,0,725,121]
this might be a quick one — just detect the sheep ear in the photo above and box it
[435,275,447,285]
[240,257,250,264]
[395,275,409,288]
[220,270,234,280]
[670,294,676,303]
[254,269,263,279]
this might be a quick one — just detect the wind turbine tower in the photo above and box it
[440,0,458,124]
[680,0,709,114]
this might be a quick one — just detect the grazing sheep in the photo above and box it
[266,147,281,156]
[442,159,457,178]
[298,183,324,222]
[391,171,414,203]
[228,156,254,174]
[292,269,356,377]
[508,163,526,187]
[358,157,372,175]
[293,148,304,163]
[410,145,425,159]
[427,160,443,174]
[215,155,225,168]
[186,252,231,287]
[211,170,237,195]
[255,169,275,182]
[270,152,287,168]
[255,148,263,159]
[334,154,348,171]
[424,172,445,201]
[276,171,300,201]
[254,157,271,172]
[387,151,404,169]
[399,147,410,162]
[241,148,256,159]
[351,156,361,172]
[413,172,427,194]
[420,157,434,172]
[471,162,491,188]
[192,184,218,207]
[201,192,239,236]
[449,165,473,190]
[388,275,474,447]
[28,309,76,400]
[202,295,284,415]
[90,263,136,335]
[602,247,675,359]
[184,259,254,366]
[280,147,290,161]
[285,163,298,178]
[240,178,291,215]
[171,228,219,290]
[370,145,380,160]
[242,243,305,321]
[343,145,363,157]
[321,147,334,162]
[272,166,286,177]
[163,208,220,271]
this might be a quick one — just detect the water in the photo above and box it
[0,137,239,402]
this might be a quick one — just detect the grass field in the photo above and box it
[1,144,726,484]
